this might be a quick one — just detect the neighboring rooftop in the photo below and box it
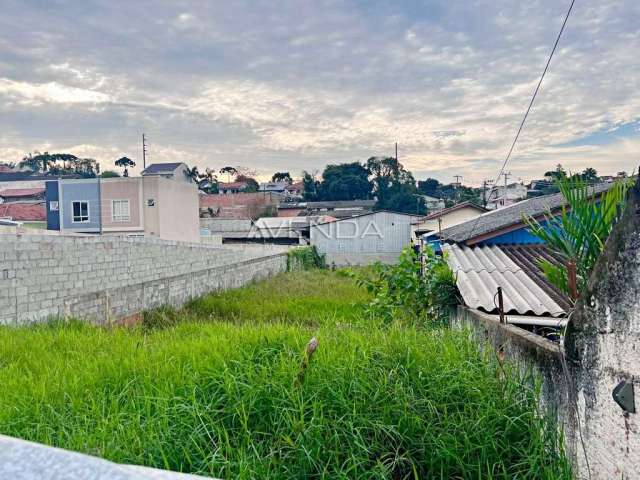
[0,202,46,221]
[436,183,613,244]
[140,163,184,175]
[444,243,570,317]
[0,187,45,198]
[419,202,487,222]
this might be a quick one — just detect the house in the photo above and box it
[199,192,280,219]
[411,202,487,238]
[484,182,528,209]
[0,187,45,203]
[218,181,249,194]
[141,162,193,183]
[260,181,304,199]
[46,176,200,242]
[278,199,376,219]
[427,182,613,249]
[426,183,614,323]
[311,210,414,266]
[421,195,445,212]
[0,202,46,226]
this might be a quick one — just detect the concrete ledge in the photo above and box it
[0,434,213,480]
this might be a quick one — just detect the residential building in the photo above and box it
[421,195,445,212]
[259,181,303,199]
[423,183,614,323]
[200,192,280,219]
[484,182,528,209]
[0,202,46,226]
[311,210,413,266]
[411,202,487,238]
[141,162,193,183]
[218,181,249,194]
[0,187,45,203]
[46,176,200,242]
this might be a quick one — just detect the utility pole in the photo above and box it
[501,171,511,207]
[395,142,398,161]
[453,175,462,186]
[482,179,493,207]
[142,133,147,170]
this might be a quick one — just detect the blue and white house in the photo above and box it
[46,179,101,234]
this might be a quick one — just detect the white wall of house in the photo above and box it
[413,206,484,235]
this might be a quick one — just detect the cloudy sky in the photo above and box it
[1,1,639,185]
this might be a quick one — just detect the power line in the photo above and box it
[459,0,576,243]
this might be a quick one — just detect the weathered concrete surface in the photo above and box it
[456,180,640,480]
[454,307,578,463]
[565,180,640,479]
[0,234,288,325]
[0,435,212,480]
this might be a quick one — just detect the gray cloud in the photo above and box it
[1,0,639,183]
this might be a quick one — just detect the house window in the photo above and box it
[112,199,131,222]
[72,201,89,223]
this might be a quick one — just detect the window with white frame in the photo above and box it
[72,201,89,223]
[112,199,131,222]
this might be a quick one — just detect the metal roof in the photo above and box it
[438,183,613,244]
[443,243,567,317]
[141,163,184,174]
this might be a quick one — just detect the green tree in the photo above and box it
[544,164,567,181]
[417,178,441,196]
[580,167,598,183]
[367,156,425,214]
[115,157,136,177]
[237,174,259,193]
[100,170,120,178]
[302,171,320,201]
[317,163,372,201]
[219,166,238,183]
[272,172,292,183]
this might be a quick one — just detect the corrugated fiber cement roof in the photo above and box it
[443,243,568,317]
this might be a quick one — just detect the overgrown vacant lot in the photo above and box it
[0,270,570,479]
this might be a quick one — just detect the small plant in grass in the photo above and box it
[287,245,326,271]
[352,246,458,324]
[526,176,631,295]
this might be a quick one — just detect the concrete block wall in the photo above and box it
[0,233,287,325]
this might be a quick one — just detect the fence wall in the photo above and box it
[0,234,287,325]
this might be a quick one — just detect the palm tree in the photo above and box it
[115,157,136,177]
[185,166,200,183]
[219,166,238,183]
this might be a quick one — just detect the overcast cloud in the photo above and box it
[1,0,639,184]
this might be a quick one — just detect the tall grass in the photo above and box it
[0,271,571,479]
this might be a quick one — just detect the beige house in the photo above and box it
[412,202,487,238]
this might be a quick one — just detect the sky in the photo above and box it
[1,0,639,185]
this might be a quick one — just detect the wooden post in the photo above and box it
[567,260,578,301]
[497,287,505,323]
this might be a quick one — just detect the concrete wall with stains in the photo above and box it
[455,181,640,479]
[565,180,640,479]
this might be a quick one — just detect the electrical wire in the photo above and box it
[449,0,577,245]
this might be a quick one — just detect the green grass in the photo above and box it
[0,270,571,479]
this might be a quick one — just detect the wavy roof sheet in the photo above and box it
[443,243,567,317]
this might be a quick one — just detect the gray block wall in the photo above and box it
[0,234,287,325]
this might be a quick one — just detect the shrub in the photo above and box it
[287,246,326,271]
[352,246,458,324]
